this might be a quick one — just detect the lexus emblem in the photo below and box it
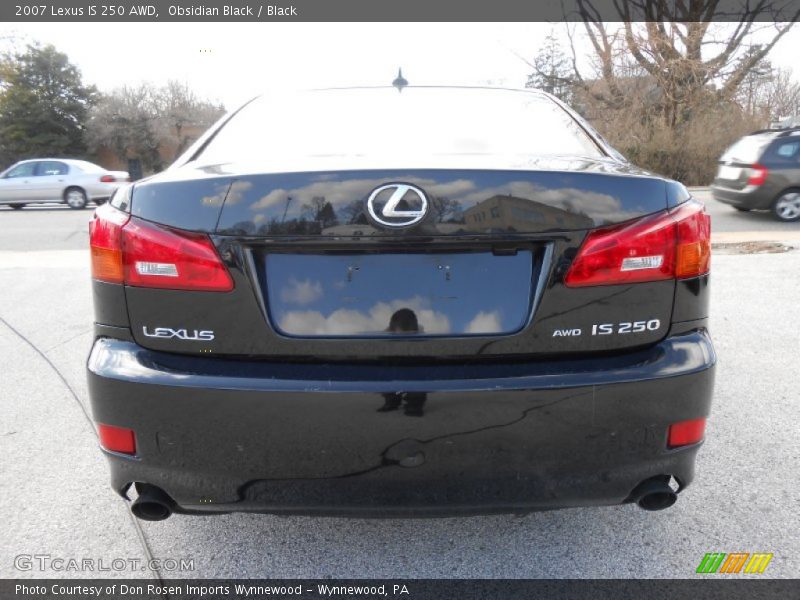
[366,183,429,228]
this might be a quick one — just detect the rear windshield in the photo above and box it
[72,160,105,173]
[197,88,604,167]
[720,135,773,164]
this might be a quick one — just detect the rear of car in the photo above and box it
[86,87,714,520]
[0,159,129,209]
[711,129,800,221]
[70,160,131,205]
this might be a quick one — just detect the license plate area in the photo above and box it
[717,165,742,181]
[262,250,536,338]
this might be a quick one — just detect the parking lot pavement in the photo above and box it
[0,222,798,579]
[0,205,93,252]
[692,189,800,241]
[0,251,151,580]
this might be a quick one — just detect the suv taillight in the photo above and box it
[565,200,710,287]
[746,164,768,186]
[89,203,233,292]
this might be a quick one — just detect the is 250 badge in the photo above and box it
[552,319,661,337]
[591,319,661,335]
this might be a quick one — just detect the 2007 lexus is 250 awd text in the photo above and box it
[86,85,714,521]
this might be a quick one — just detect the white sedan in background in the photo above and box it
[0,158,130,209]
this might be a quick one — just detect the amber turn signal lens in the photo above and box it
[89,203,130,284]
[676,240,711,278]
[90,245,124,283]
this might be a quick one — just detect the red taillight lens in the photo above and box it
[122,218,233,291]
[98,423,136,454]
[565,200,710,287]
[747,164,768,186]
[668,417,707,448]
[90,203,130,283]
[99,175,116,183]
[89,204,233,292]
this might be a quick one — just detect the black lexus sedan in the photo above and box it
[87,86,714,521]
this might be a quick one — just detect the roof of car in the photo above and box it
[309,84,550,94]
[747,127,800,138]
[15,158,90,164]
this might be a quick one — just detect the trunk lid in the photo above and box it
[122,162,678,360]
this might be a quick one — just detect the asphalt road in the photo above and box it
[0,196,798,580]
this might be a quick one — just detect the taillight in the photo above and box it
[668,417,706,448]
[90,203,129,283]
[89,203,233,292]
[747,164,768,186]
[99,174,116,183]
[565,200,710,287]
[98,423,136,455]
[122,218,233,291]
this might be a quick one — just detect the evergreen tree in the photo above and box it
[526,32,574,104]
[0,44,97,166]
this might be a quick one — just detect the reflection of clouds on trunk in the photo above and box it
[276,299,506,337]
[464,310,502,334]
[279,277,323,306]
[277,296,451,336]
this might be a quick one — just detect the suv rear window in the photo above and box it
[197,88,604,166]
[774,140,800,159]
[720,135,773,164]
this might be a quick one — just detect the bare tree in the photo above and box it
[154,80,224,160]
[568,0,799,127]
[430,195,461,222]
[85,81,224,172]
[85,84,162,171]
[339,198,367,223]
[737,62,800,123]
[763,68,800,122]
[301,196,338,228]
[554,1,799,183]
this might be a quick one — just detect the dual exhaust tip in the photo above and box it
[129,476,679,521]
[631,477,679,511]
[131,483,175,521]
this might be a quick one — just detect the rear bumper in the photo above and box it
[85,182,123,202]
[87,330,715,516]
[711,183,774,209]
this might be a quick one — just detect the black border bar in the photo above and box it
[3,0,800,22]
[2,579,799,600]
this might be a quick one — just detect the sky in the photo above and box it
[2,22,799,110]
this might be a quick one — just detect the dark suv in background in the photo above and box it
[711,128,800,221]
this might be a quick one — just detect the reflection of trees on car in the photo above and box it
[430,195,462,223]
[302,196,339,229]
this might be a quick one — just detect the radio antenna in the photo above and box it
[392,68,408,92]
